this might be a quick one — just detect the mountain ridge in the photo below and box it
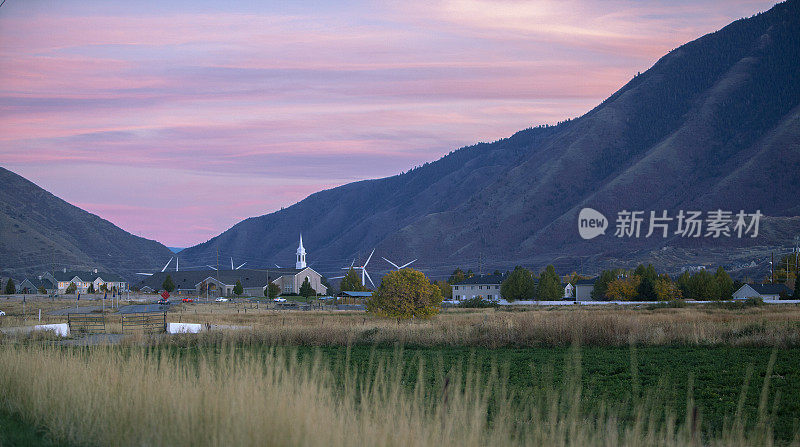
[0,167,175,280]
[167,1,800,277]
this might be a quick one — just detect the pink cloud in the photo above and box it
[0,0,779,246]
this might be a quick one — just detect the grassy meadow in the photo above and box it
[1,298,799,446]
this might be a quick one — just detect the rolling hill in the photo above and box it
[181,0,800,278]
[0,167,174,280]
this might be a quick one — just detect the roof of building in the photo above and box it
[453,274,505,285]
[17,276,55,290]
[135,268,310,291]
[574,278,598,286]
[339,291,373,297]
[745,283,792,295]
[52,270,125,283]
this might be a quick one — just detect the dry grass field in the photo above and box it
[2,297,800,446]
[2,296,800,347]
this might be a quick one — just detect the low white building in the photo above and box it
[732,283,792,300]
[574,278,597,301]
[451,274,504,301]
[563,283,575,299]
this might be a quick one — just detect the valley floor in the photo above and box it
[1,299,799,446]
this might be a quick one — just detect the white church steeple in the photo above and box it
[296,234,307,269]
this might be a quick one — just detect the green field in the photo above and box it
[153,344,799,444]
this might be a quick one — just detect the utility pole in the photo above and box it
[795,236,799,282]
[771,252,775,283]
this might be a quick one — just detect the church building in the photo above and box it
[135,235,327,297]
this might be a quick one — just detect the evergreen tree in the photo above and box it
[65,282,77,294]
[687,270,717,300]
[87,283,95,294]
[299,278,316,297]
[233,280,243,296]
[592,269,618,301]
[676,271,692,297]
[713,266,734,299]
[265,283,280,299]
[635,264,658,300]
[4,278,15,295]
[536,265,562,301]
[448,268,466,284]
[500,266,535,301]
[339,268,366,292]
[794,257,800,298]
[162,275,175,293]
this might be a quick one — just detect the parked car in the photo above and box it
[182,298,194,303]
[0,310,5,316]
[157,298,170,305]
[273,297,286,302]
[215,297,229,302]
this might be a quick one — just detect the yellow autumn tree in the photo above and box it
[366,269,442,319]
[605,276,640,300]
[654,276,682,301]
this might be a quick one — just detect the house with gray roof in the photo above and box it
[45,268,128,294]
[17,276,56,294]
[451,274,505,301]
[732,283,792,300]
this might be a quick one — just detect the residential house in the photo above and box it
[732,283,792,300]
[46,268,128,294]
[451,274,504,301]
[17,276,56,294]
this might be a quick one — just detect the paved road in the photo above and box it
[117,304,170,314]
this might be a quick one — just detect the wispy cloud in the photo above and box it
[0,0,778,246]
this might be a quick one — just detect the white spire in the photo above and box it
[296,233,307,269]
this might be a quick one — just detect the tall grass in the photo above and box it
[0,343,787,446]
[142,306,800,348]
[4,299,800,347]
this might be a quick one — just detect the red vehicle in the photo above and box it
[182,298,194,303]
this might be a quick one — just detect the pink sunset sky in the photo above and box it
[0,0,778,247]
